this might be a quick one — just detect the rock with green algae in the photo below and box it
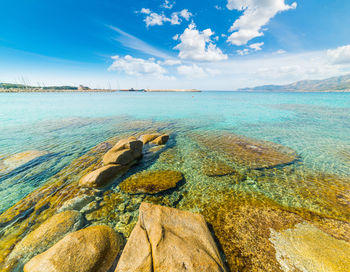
[5,210,84,271]
[115,202,227,272]
[202,158,237,177]
[270,222,350,272]
[191,132,298,169]
[23,225,122,272]
[119,170,183,194]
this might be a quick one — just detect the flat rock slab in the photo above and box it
[119,170,183,194]
[192,132,298,169]
[115,202,227,272]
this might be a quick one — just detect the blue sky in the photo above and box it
[1,0,350,90]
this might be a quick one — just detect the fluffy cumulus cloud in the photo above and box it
[327,45,350,64]
[249,42,264,51]
[226,0,297,46]
[109,55,167,77]
[140,8,192,27]
[174,23,228,61]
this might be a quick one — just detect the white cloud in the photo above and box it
[214,5,223,10]
[237,48,249,55]
[249,42,264,51]
[327,45,350,64]
[144,12,168,27]
[174,23,228,61]
[109,55,167,77]
[177,64,220,78]
[275,49,286,54]
[141,8,192,27]
[179,9,192,21]
[108,25,171,59]
[158,59,182,66]
[162,0,175,9]
[140,8,151,14]
[226,0,297,45]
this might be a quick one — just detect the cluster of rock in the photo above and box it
[15,203,226,272]
[79,133,169,188]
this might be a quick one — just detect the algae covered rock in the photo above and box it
[116,202,227,272]
[7,210,83,270]
[79,164,128,188]
[119,170,183,194]
[140,133,161,144]
[151,134,169,145]
[202,158,236,177]
[102,137,143,165]
[24,225,122,272]
[192,132,298,169]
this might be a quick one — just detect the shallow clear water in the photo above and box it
[0,91,349,213]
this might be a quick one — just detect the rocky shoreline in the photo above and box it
[0,128,349,272]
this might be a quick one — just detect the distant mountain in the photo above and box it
[238,74,350,92]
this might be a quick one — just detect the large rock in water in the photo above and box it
[6,210,83,270]
[139,133,161,144]
[115,203,227,272]
[0,150,48,175]
[192,132,298,169]
[79,164,129,188]
[151,134,169,145]
[24,225,122,272]
[103,137,143,165]
[119,170,183,194]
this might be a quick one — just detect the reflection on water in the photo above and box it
[0,92,349,271]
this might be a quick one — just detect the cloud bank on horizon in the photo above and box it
[1,0,350,89]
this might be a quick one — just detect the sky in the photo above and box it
[1,0,350,90]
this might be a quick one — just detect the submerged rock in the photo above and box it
[151,134,169,145]
[0,150,48,175]
[119,170,183,194]
[202,158,237,177]
[192,132,298,169]
[79,164,129,188]
[270,222,350,272]
[139,133,161,144]
[6,210,83,270]
[24,225,122,272]
[102,137,143,165]
[116,202,227,272]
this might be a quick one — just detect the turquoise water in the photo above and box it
[0,91,349,213]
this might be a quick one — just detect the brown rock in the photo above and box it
[151,134,169,145]
[79,164,128,188]
[102,138,143,165]
[139,133,161,144]
[119,170,183,194]
[115,203,227,272]
[7,211,83,270]
[24,225,122,272]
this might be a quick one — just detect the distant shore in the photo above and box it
[0,88,201,93]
